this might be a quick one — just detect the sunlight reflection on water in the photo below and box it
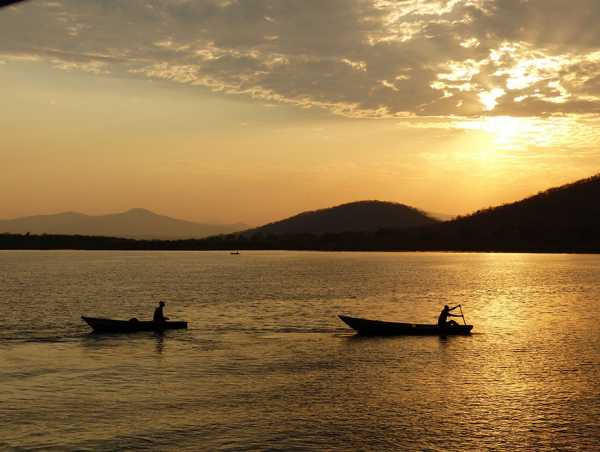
[1,251,600,450]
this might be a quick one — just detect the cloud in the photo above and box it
[2,0,600,118]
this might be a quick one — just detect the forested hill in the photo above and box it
[408,173,600,252]
[247,201,439,235]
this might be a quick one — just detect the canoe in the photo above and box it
[339,315,473,336]
[82,316,188,333]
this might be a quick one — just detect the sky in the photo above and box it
[2,0,600,226]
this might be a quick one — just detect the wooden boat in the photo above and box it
[82,316,188,333]
[339,315,473,336]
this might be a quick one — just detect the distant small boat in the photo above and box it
[339,315,473,336]
[230,251,240,255]
[82,316,188,333]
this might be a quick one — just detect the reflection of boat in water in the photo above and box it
[230,251,240,255]
[82,316,188,333]
[339,315,473,336]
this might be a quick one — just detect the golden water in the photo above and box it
[2,251,599,450]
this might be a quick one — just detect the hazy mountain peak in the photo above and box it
[0,208,248,239]
[121,208,159,217]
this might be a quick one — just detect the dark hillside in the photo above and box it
[383,174,600,252]
[248,200,438,235]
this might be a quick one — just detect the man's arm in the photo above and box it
[449,304,461,311]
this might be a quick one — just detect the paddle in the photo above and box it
[459,304,467,325]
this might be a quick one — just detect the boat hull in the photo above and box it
[82,316,188,333]
[339,315,472,336]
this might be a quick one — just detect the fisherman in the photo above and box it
[153,301,169,323]
[438,304,461,327]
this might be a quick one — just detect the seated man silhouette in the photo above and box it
[153,301,169,323]
[438,304,461,327]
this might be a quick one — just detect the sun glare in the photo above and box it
[456,116,574,151]
[479,116,530,147]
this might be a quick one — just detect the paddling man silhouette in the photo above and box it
[153,301,169,323]
[438,304,461,327]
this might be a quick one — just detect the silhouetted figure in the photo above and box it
[153,301,169,323]
[438,304,461,327]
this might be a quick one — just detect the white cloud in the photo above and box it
[1,0,600,118]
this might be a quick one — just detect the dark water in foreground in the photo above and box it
[2,251,600,451]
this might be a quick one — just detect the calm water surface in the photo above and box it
[1,251,600,451]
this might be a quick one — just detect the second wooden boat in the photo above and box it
[339,315,473,336]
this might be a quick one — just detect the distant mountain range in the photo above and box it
[0,208,248,239]
[246,200,439,235]
[2,174,600,252]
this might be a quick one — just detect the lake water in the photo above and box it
[2,251,600,451]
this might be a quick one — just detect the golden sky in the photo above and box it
[2,0,600,225]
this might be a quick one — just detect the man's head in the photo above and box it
[444,305,449,310]
[159,301,165,307]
